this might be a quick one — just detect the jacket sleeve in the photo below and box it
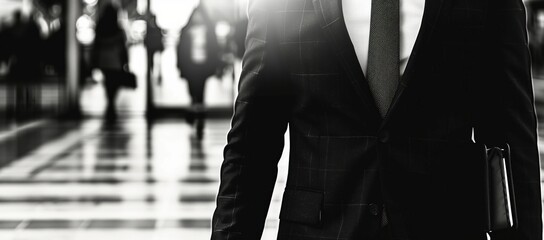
[211,0,290,239]
[475,0,542,239]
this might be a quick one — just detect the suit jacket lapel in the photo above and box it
[382,0,446,128]
[312,0,382,124]
[313,0,446,127]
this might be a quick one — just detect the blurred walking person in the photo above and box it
[0,21,11,67]
[177,5,220,140]
[6,10,43,120]
[91,3,129,121]
[144,13,164,85]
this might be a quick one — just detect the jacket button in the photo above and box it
[369,204,379,216]
[378,131,390,143]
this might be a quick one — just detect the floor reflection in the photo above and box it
[0,118,288,240]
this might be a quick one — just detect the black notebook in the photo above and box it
[485,144,517,232]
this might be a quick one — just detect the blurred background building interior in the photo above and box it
[0,0,543,239]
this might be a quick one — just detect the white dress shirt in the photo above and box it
[342,0,426,75]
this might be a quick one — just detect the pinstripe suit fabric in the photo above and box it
[211,0,542,239]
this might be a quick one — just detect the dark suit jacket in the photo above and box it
[212,0,542,239]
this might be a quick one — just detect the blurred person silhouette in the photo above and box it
[43,6,66,78]
[211,0,542,240]
[144,13,164,85]
[44,26,66,77]
[91,3,129,122]
[0,19,11,122]
[6,10,43,120]
[177,5,220,140]
[0,21,10,67]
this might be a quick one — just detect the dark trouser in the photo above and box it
[102,70,122,120]
[186,75,208,139]
[187,75,207,105]
[146,50,161,84]
[6,80,40,121]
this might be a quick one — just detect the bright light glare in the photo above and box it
[216,21,231,38]
[76,15,95,45]
[83,0,98,6]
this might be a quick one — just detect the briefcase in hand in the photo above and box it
[119,71,137,89]
[485,144,517,232]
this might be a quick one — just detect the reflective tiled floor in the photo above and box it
[2,117,544,240]
[0,118,288,240]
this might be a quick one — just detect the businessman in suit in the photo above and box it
[212,0,542,239]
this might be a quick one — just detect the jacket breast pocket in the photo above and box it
[279,188,323,226]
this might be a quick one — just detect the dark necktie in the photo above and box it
[367,0,400,118]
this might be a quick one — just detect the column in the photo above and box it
[65,0,81,117]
